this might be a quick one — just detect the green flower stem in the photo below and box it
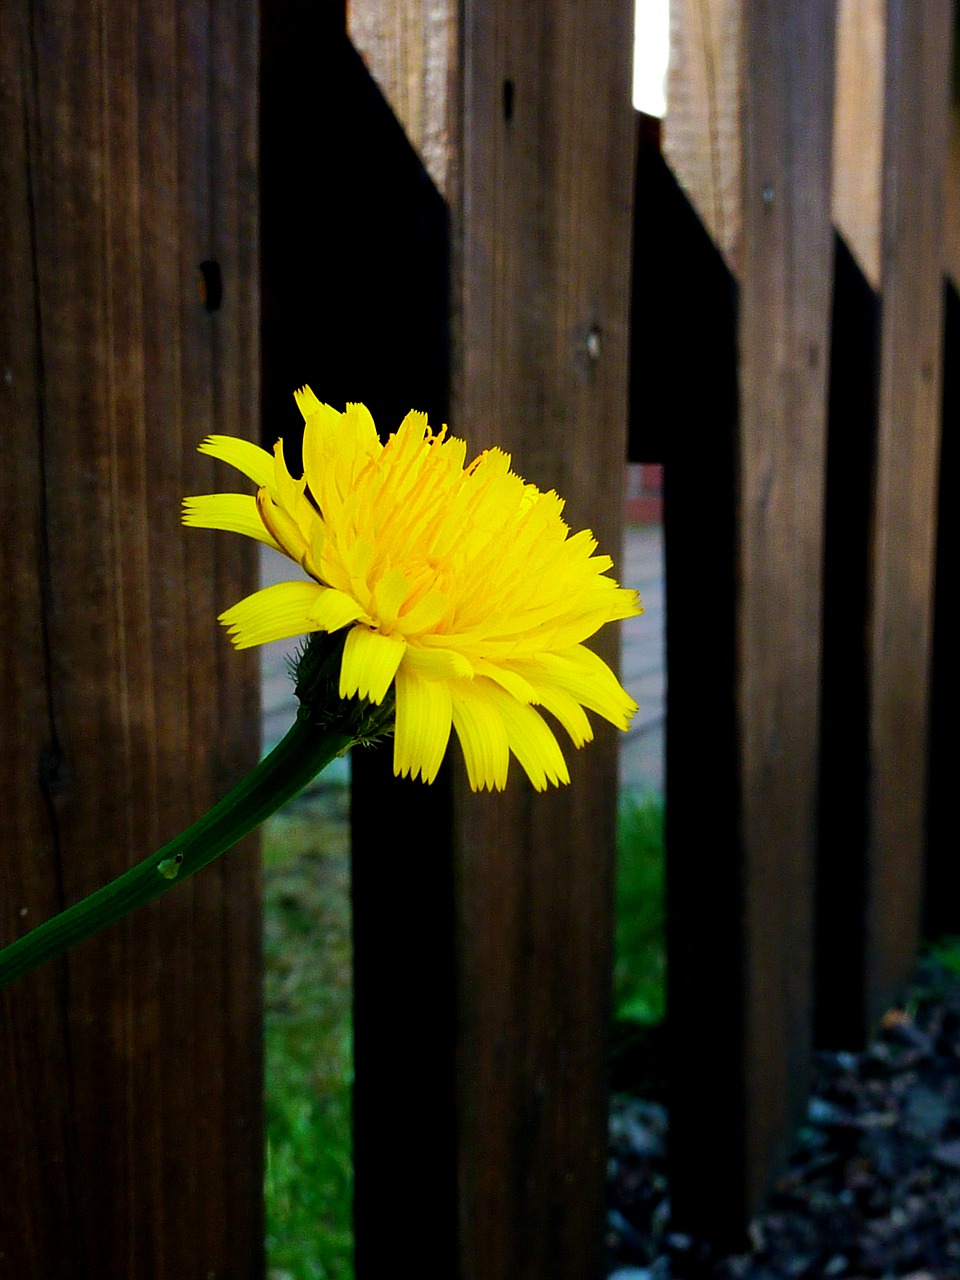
[0,715,353,991]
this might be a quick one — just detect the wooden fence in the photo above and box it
[0,0,957,1276]
[0,0,262,1274]
[645,0,955,1238]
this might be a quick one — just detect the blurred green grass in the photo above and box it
[263,787,355,1280]
[614,791,666,1026]
[263,785,667,1280]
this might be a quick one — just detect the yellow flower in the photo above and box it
[183,388,641,791]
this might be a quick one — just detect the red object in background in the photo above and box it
[625,462,663,524]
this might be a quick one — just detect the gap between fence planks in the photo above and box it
[0,0,261,1273]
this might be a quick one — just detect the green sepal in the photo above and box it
[291,628,396,746]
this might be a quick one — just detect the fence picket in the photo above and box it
[452,6,635,1277]
[0,0,261,1271]
[818,1,953,1042]
[656,0,836,1237]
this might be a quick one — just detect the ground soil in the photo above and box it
[607,953,960,1280]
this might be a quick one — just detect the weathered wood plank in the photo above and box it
[735,4,836,1218]
[347,0,456,199]
[0,0,261,1273]
[454,4,634,1276]
[819,2,952,1040]
[664,0,743,272]
[925,278,960,938]
[864,3,951,1027]
[945,104,960,290]
[832,0,885,288]
[659,0,835,1236]
[925,88,960,937]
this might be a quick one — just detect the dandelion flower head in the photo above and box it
[183,388,641,791]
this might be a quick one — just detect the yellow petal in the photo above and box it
[199,435,275,488]
[487,685,570,790]
[219,580,323,649]
[400,645,474,682]
[370,566,411,628]
[473,658,537,704]
[272,437,306,511]
[309,587,368,632]
[398,590,450,635]
[339,626,406,704]
[301,397,380,518]
[186,393,641,780]
[522,680,594,747]
[256,488,310,564]
[336,537,375,612]
[450,681,510,792]
[294,385,324,420]
[342,402,380,454]
[181,493,282,552]
[393,665,453,783]
[539,645,639,730]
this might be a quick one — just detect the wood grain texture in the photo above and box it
[347,0,456,199]
[864,0,951,1028]
[817,3,952,1043]
[0,0,261,1274]
[925,64,960,935]
[946,106,960,289]
[660,0,835,1235]
[453,3,635,1277]
[664,0,743,272]
[924,276,959,938]
[736,0,836,1217]
[832,0,885,288]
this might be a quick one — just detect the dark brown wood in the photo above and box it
[736,0,835,1211]
[655,0,836,1239]
[818,2,952,1041]
[924,73,960,937]
[926,94,960,931]
[0,0,262,1274]
[925,277,960,936]
[863,2,951,1029]
[453,4,634,1278]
